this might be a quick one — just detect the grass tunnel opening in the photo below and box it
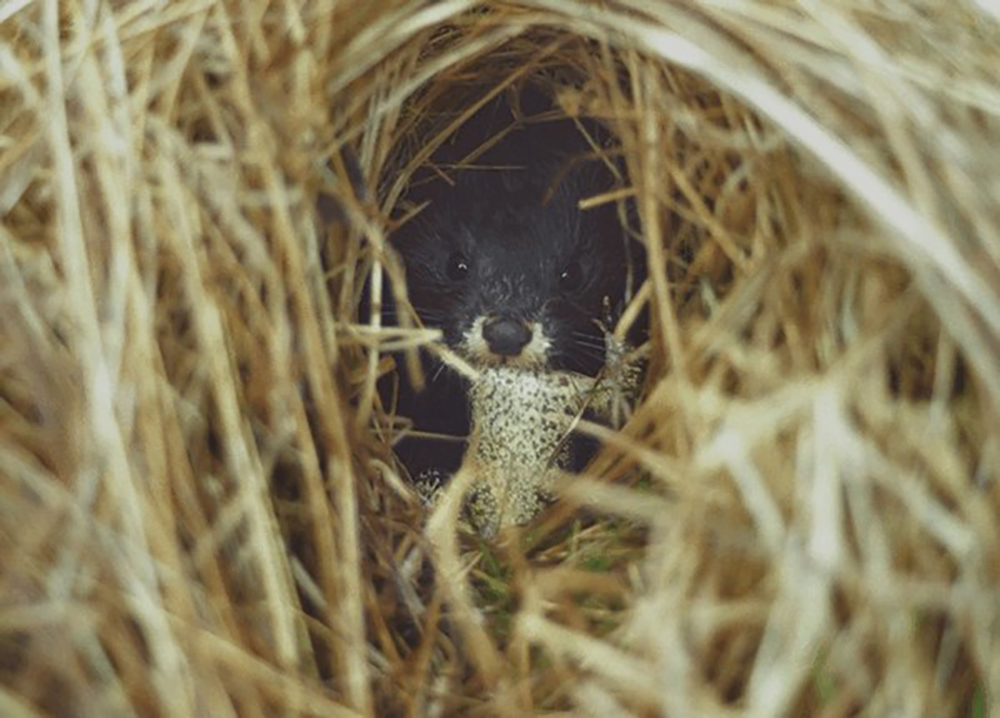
[2,2,997,715]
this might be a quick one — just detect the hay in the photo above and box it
[1,0,998,715]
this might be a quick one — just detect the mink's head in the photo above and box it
[393,120,635,376]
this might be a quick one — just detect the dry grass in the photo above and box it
[2,0,999,715]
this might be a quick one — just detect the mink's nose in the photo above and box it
[482,317,532,356]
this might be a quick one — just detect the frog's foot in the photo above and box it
[415,468,451,509]
[585,332,644,424]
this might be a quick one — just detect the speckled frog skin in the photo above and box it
[461,334,640,537]
[464,366,583,535]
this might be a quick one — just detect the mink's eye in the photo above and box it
[446,252,470,280]
[558,260,583,292]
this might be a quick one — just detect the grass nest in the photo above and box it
[2,1,999,716]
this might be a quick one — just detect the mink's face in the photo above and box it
[395,162,629,376]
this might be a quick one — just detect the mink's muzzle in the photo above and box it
[482,316,532,357]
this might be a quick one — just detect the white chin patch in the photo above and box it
[462,316,550,368]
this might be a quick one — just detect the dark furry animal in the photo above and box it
[388,93,641,480]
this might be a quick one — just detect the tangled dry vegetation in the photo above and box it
[2,0,999,716]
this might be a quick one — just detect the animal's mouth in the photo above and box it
[460,315,550,369]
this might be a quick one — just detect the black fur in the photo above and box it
[387,92,641,477]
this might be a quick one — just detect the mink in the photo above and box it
[388,91,644,533]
